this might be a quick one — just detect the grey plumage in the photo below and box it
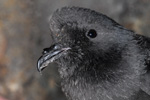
[37,7,150,100]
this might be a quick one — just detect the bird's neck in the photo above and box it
[59,41,147,100]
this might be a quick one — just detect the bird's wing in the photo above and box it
[133,90,150,100]
[134,34,150,95]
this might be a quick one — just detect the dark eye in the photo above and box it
[87,29,97,38]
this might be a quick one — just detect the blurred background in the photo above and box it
[0,0,150,100]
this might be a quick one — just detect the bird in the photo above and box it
[37,7,150,100]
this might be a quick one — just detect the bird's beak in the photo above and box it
[37,44,71,72]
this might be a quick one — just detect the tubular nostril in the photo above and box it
[43,51,47,54]
[42,44,62,55]
[52,43,62,50]
[42,48,50,54]
[54,44,61,50]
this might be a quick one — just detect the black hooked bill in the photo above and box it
[37,44,71,73]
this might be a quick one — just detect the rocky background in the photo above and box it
[0,0,150,100]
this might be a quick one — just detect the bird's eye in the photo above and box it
[87,29,97,38]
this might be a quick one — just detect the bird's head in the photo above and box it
[37,7,138,82]
[37,7,147,100]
